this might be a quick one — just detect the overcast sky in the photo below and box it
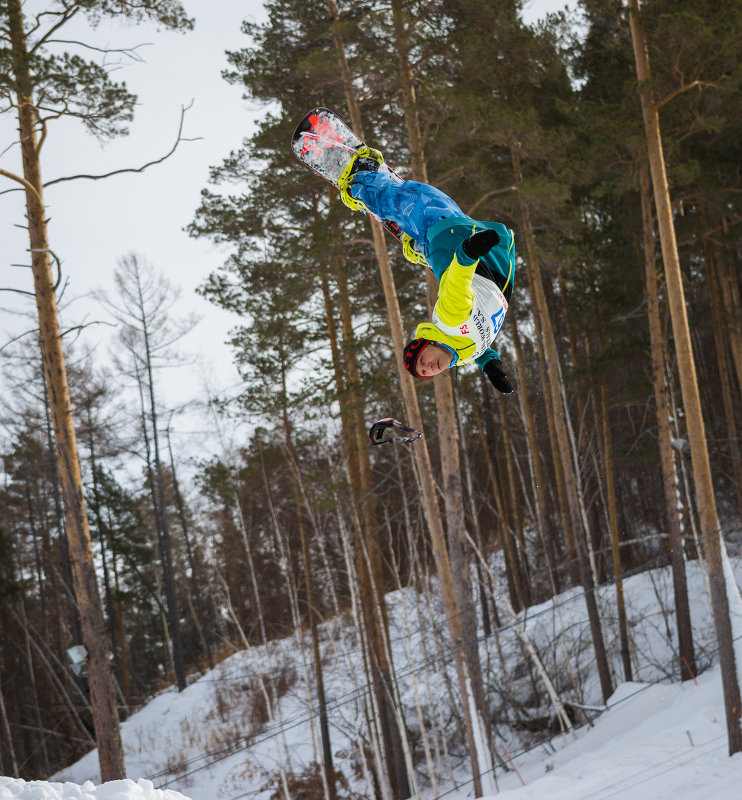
[0,0,572,474]
[1,0,269,468]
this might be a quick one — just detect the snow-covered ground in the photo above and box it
[487,669,742,798]
[11,559,742,800]
[0,778,188,800]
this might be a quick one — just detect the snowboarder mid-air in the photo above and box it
[339,146,516,394]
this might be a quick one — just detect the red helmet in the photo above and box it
[403,338,434,380]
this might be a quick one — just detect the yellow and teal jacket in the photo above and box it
[417,217,515,371]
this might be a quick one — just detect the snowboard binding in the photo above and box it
[402,233,430,267]
[338,146,385,212]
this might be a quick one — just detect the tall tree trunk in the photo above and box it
[282,426,337,800]
[510,315,560,594]
[628,0,741,751]
[390,3,498,786]
[500,402,532,604]
[233,479,267,646]
[43,374,88,701]
[138,287,186,692]
[327,4,494,791]
[86,426,124,693]
[6,0,124,779]
[512,145,614,702]
[0,673,19,778]
[701,211,742,515]
[296,491,335,800]
[600,380,632,681]
[456,401,494,637]
[134,361,177,685]
[714,235,742,393]
[531,312,578,583]
[639,164,696,682]
[19,586,50,775]
[26,484,49,645]
[166,425,214,669]
[318,268,384,800]
[109,543,132,707]
[474,403,525,612]
[322,204,409,800]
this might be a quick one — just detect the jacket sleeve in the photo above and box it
[434,247,477,326]
[474,348,501,372]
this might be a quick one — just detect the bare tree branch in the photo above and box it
[0,326,39,355]
[44,101,201,188]
[467,184,519,217]
[30,4,82,52]
[0,167,42,202]
[45,39,153,63]
[62,318,117,342]
[28,247,65,291]
[7,248,65,288]
[655,79,717,110]
[0,103,198,197]
[0,137,21,159]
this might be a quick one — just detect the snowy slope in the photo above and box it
[482,670,742,799]
[49,560,742,800]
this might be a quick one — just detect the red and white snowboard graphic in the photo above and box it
[291,107,404,241]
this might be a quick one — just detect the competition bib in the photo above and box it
[432,274,508,362]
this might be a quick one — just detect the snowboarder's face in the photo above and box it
[416,342,453,378]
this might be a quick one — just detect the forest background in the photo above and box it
[1,0,742,797]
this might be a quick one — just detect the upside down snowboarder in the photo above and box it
[338,146,516,394]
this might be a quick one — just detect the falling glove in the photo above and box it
[483,359,514,394]
[462,228,500,260]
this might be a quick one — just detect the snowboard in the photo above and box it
[291,107,405,242]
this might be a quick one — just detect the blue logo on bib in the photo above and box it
[491,306,505,336]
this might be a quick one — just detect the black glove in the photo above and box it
[483,359,514,394]
[462,228,500,260]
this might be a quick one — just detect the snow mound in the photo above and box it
[0,778,191,800]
